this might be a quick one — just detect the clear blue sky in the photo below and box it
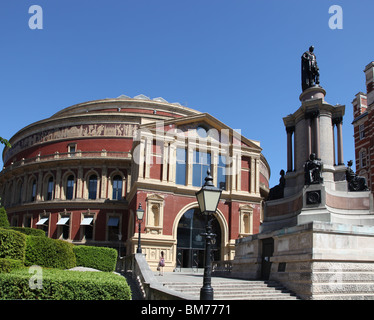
[0,0,373,187]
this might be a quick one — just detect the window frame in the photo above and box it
[112,175,123,200]
[88,174,98,200]
[192,150,211,187]
[176,148,187,186]
[65,174,75,200]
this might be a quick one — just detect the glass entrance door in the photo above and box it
[177,208,221,268]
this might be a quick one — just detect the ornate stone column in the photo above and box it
[307,116,312,157]
[76,166,83,199]
[101,166,107,199]
[55,168,61,199]
[144,137,152,179]
[314,113,320,159]
[286,126,295,172]
[335,117,344,165]
[250,157,256,194]
[36,169,43,201]
[305,110,320,159]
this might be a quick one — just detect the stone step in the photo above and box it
[162,281,282,287]
[164,285,290,293]
[217,295,299,300]
[162,279,299,300]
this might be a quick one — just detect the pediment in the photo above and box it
[146,193,164,202]
[239,204,254,211]
[139,113,262,151]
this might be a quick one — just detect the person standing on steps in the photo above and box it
[158,251,165,276]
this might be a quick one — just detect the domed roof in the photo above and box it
[50,94,201,119]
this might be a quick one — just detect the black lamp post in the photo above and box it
[136,203,144,254]
[195,169,222,300]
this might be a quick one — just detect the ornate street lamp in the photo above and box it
[195,169,222,300]
[136,203,144,254]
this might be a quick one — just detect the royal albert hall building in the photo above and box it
[0,94,270,271]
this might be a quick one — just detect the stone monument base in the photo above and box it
[231,221,374,300]
[261,183,374,233]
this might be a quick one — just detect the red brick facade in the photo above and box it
[352,62,374,192]
[0,95,270,270]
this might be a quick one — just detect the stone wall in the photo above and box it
[232,222,374,299]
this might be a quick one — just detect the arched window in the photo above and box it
[177,208,221,268]
[46,177,54,201]
[112,175,123,200]
[16,181,23,204]
[66,175,75,200]
[88,175,98,200]
[30,179,37,202]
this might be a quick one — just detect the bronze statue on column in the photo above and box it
[301,46,320,91]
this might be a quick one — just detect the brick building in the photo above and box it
[0,94,270,271]
[352,62,374,191]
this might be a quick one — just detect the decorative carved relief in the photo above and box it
[5,123,138,163]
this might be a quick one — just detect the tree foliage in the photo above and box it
[0,137,11,148]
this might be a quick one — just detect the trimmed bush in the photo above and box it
[0,268,131,300]
[74,246,117,272]
[10,227,45,237]
[0,207,9,228]
[0,258,23,273]
[0,228,26,261]
[25,236,76,269]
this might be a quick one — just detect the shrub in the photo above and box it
[0,229,26,261]
[0,207,9,228]
[25,236,76,269]
[0,258,23,273]
[10,227,45,237]
[0,268,131,300]
[74,246,117,272]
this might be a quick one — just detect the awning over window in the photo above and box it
[107,217,119,227]
[57,217,70,226]
[80,217,93,226]
[36,218,48,226]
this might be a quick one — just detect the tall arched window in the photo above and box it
[66,175,75,200]
[30,179,37,202]
[16,181,23,204]
[88,175,98,200]
[46,177,54,201]
[112,175,123,200]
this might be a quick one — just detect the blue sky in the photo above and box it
[0,0,373,187]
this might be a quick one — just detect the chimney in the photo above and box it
[364,62,374,106]
[352,92,367,119]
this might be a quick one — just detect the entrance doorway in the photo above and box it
[176,208,221,268]
[261,238,274,280]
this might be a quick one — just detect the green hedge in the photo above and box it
[25,236,76,269]
[0,207,9,228]
[0,229,26,261]
[10,227,45,237]
[74,246,117,272]
[0,258,23,273]
[0,268,131,300]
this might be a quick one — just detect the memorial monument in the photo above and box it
[231,47,374,299]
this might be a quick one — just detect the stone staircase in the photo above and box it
[162,279,299,300]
